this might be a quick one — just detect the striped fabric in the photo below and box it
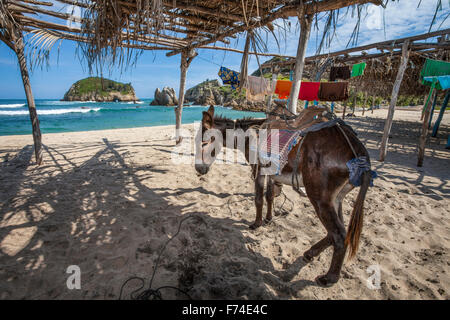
[258,129,303,175]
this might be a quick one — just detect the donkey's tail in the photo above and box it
[345,170,371,260]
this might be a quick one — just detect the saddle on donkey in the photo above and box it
[258,105,334,176]
[258,105,376,189]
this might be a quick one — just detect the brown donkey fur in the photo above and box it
[195,106,372,286]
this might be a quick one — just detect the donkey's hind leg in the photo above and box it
[334,183,354,224]
[303,236,331,262]
[314,201,347,286]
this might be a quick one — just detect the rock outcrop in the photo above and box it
[150,87,178,106]
[184,79,269,112]
[185,80,223,105]
[62,77,138,102]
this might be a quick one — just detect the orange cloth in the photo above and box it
[274,80,292,99]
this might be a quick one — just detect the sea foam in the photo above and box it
[0,107,100,116]
[0,103,25,108]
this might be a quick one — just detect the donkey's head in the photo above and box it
[195,105,224,175]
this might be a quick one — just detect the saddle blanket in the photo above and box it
[256,129,303,176]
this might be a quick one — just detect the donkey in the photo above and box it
[195,111,283,224]
[195,106,372,286]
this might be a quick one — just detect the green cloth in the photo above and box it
[420,59,450,90]
[351,62,366,77]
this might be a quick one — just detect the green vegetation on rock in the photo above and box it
[62,77,138,102]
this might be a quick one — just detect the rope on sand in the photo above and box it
[118,215,205,300]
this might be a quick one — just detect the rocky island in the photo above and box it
[62,77,139,102]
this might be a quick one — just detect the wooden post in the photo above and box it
[239,32,251,91]
[175,49,196,145]
[428,91,438,128]
[352,94,356,115]
[7,27,43,165]
[313,58,333,108]
[287,13,313,115]
[379,40,410,162]
[362,92,367,116]
[371,95,375,114]
[432,90,449,137]
[342,100,347,120]
[417,84,436,167]
[267,66,279,112]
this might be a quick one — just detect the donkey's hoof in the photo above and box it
[315,274,339,287]
[303,251,314,263]
[249,221,262,230]
[264,217,272,224]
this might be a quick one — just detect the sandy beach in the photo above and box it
[0,108,449,300]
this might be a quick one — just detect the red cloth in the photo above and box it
[298,81,320,101]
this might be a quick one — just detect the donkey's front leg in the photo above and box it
[265,176,275,223]
[250,175,265,230]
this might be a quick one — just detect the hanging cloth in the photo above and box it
[218,66,240,90]
[351,62,366,78]
[246,76,271,95]
[423,75,450,90]
[420,59,450,90]
[330,66,351,81]
[299,82,320,101]
[274,80,292,99]
[318,82,349,101]
[246,76,271,102]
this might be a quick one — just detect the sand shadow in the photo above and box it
[0,137,318,300]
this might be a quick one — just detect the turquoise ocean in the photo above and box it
[0,99,265,136]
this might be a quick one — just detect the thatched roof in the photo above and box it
[2,0,384,68]
[1,1,448,77]
[260,29,450,97]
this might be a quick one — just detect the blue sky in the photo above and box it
[0,0,448,99]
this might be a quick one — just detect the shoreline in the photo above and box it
[1,107,448,139]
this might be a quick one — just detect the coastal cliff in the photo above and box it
[62,77,139,102]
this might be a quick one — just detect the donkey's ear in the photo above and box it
[207,105,215,117]
[202,111,213,129]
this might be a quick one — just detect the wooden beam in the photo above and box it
[19,0,53,6]
[23,27,177,51]
[163,1,243,22]
[15,15,189,47]
[10,0,82,22]
[198,45,295,58]
[379,41,410,162]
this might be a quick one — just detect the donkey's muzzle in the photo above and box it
[195,164,210,175]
